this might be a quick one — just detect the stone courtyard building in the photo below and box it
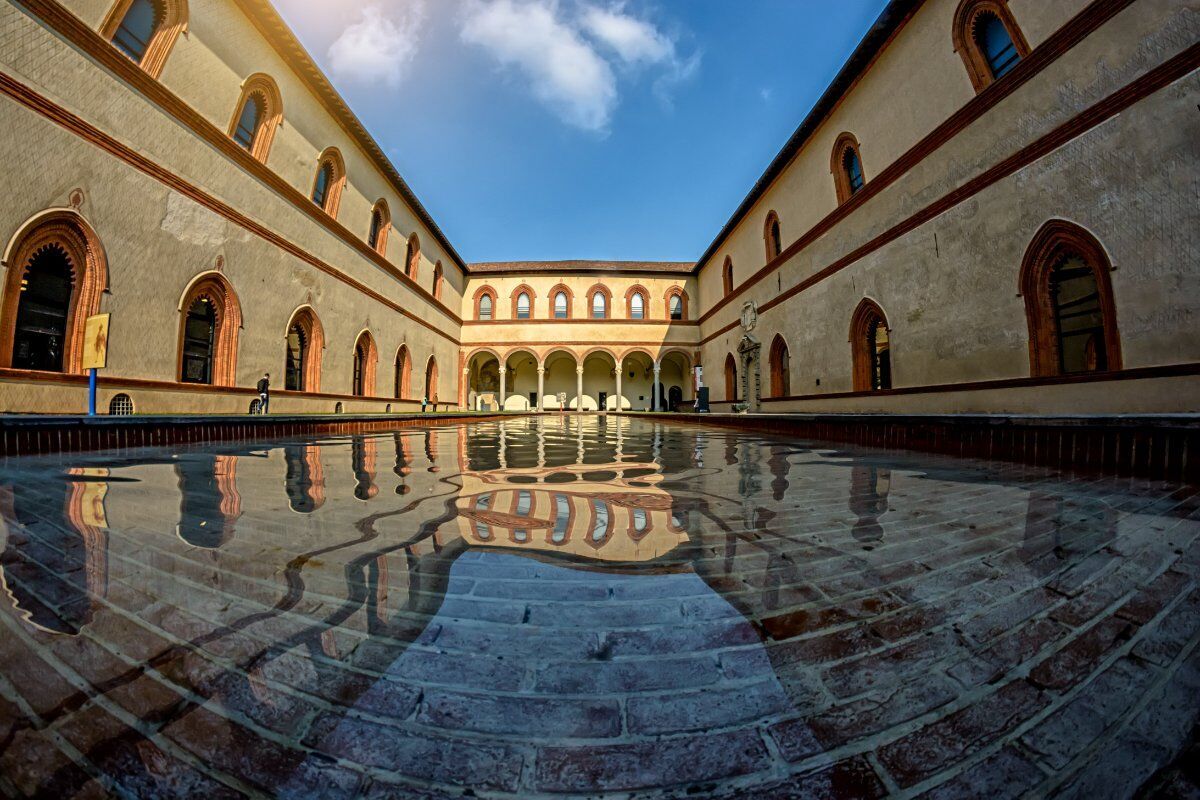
[0,0,1195,415]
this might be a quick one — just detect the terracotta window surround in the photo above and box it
[850,298,891,392]
[664,287,689,321]
[100,0,187,79]
[368,199,391,255]
[394,344,411,399]
[769,334,790,397]
[588,284,611,320]
[351,330,378,397]
[310,147,346,218]
[510,284,537,320]
[473,285,497,321]
[176,271,241,387]
[953,0,1031,93]
[227,73,281,164]
[625,285,649,320]
[284,305,324,393]
[764,211,783,261]
[831,132,867,205]
[405,234,420,280]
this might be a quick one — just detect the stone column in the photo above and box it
[499,365,507,410]
[461,367,470,410]
[576,365,585,412]
[537,366,545,411]
[614,364,622,412]
[651,362,661,412]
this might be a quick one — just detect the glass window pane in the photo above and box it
[479,295,493,320]
[1051,254,1106,374]
[517,292,530,319]
[554,292,567,319]
[592,293,606,318]
[631,293,644,319]
[978,14,1020,79]
[112,0,159,63]
[233,97,261,150]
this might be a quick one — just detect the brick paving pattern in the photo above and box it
[0,416,1196,798]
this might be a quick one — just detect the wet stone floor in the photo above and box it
[0,417,1197,799]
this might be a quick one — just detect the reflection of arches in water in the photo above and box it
[0,470,110,635]
[393,433,413,494]
[425,429,440,472]
[284,445,325,513]
[849,465,890,545]
[352,436,379,500]
[175,456,241,548]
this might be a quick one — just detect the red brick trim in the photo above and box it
[177,271,242,387]
[850,298,889,392]
[368,199,391,256]
[0,209,108,374]
[697,41,1199,343]
[100,0,187,79]
[227,72,282,164]
[547,284,574,319]
[352,329,378,397]
[953,0,1031,93]
[510,283,538,320]
[310,147,346,219]
[284,305,324,393]
[587,284,612,319]
[473,285,497,320]
[1019,219,1121,377]
[831,132,866,205]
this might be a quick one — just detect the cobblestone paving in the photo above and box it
[0,416,1197,799]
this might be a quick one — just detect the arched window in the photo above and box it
[554,291,568,319]
[832,133,866,204]
[1019,220,1121,377]
[425,356,439,403]
[405,235,420,279]
[664,288,689,321]
[394,345,411,399]
[432,262,443,300]
[101,0,186,78]
[589,286,610,319]
[368,200,390,255]
[228,74,281,163]
[1,211,107,374]
[625,286,647,320]
[548,284,573,319]
[851,299,892,392]
[764,211,783,261]
[310,148,346,218]
[953,0,1030,93]
[177,273,241,386]
[510,285,535,319]
[769,334,790,397]
[351,331,377,397]
[724,353,737,402]
[283,306,323,392]
[722,257,734,296]
[475,286,496,321]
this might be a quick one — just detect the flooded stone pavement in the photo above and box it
[0,417,1197,799]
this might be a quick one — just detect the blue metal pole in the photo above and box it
[88,368,97,416]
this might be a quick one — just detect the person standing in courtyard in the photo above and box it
[257,372,270,414]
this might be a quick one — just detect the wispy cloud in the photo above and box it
[328,2,427,89]
[460,0,699,133]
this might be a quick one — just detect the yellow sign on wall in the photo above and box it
[81,313,110,370]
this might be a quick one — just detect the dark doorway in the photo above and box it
[12,245,73,372]
[181,298,217,384]
[598,391,608,410]
[668,386,683,412]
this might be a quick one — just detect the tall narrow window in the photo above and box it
[669,294,683,321]
[394,345,411,399]
[844,148,865,195]
[851,299,892,392]
[591,290,608,319]
[353,342,367,396]
[232,96,261,150]
[112,0,161,63]
[722,257,734,296]
[285,323,306,391]
[630,292,644,320]
[351,331,377,397]
[227,74,281,163]
[516,292,531,319]
[724,353,737,402]
[554,291,568,319]
[769,334,790,397]
[181,297,216,385]
[368,201,390,255]
[432,262,443,300]
[312,163,332,208]
[102,0,185,78]
[977,13,1019,79]
[1020,220,1121,377]
[405,235,420,279]
[12,245,73,372]
[764,212,783,260]
[665,289,688,321]
[954,0,1030,93]
[832,133,867,204]
[479,294,493,320]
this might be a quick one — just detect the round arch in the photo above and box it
[351,329,378,397]
[663,286,690,321]
[368,199,391,255]
[768,334,791,398]
[510,283,538,319]
[624,284,650,319]
[472,285,498,320]
[283,304,324,392]
[850,297,892,392]
[586,284,612,319]
[405,234,421,280]
[831,131,866,204]
[227,73,283,163]
[394,344,412,399]
[547,283,574,319]
[176,271,242,386]
[100,0,188,79]
[0,209,108,374]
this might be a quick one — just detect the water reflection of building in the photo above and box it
[175,455,241,548]
[0,468,110,635]
[453,463,687,563]
[284,444,326,513]
[849,464,891,544]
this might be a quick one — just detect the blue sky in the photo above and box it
[272,0,889,263]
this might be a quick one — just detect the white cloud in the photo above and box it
[328,2,427,89]
[461,0,616,132]
[460,0,698,133]
[580,4,672,67]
